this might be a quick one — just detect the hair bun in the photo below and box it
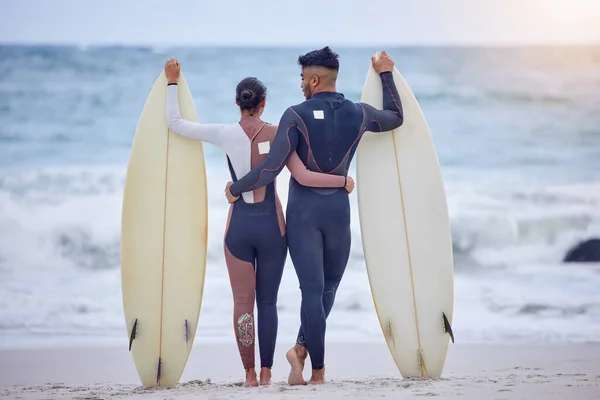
[235,77,267,112]
[240,90,254,101]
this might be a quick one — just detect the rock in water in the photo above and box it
[563,238,600,263]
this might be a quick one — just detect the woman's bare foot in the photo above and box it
[286,345,308,385]
[259,367,271,386]
[244,368,259,387]
[309,368,325,385]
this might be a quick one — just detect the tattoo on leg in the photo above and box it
[237,313,255,347]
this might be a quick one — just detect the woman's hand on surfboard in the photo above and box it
[164,58,181,84]
[371,51,394,74]
[225,181,239,204]
[345,176,355,194]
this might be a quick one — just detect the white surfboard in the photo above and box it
[356,59,455,379]
[120,70,208,386]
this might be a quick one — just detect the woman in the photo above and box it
[163,59,354,387]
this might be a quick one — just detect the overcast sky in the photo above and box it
[1,0,599,46]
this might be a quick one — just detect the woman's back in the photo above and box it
[226,116,278,205]
[222,117,286,237]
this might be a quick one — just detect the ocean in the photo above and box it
[0,45,599,350]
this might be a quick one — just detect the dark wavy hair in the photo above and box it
[235,77,267,112]
[297,46,339,71]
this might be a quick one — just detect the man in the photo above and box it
[225,47,404,385]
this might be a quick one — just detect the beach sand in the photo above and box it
[1,341,599,399]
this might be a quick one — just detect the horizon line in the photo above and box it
[1,41,599,48]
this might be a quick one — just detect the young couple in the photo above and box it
[164,46,404,387]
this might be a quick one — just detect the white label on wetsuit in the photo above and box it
[313,110,324,119]
[258,141,270,154]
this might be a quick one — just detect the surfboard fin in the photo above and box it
[385,320,396,349]
[128,318,138,351]
[156,357,162,384]
[417,349,428,378]
[442,313,454,343]
[184,319,189,343]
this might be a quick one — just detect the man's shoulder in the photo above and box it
[286,100,310,112]
[281,102,307,119]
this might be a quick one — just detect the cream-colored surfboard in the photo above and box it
[356,57,455,378]
[120,70,208,386]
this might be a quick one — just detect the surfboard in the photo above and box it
[120,70,208,386]
[356,57,455,379]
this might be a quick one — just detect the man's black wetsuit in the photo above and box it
[229,71,404,370]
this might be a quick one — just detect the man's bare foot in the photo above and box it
[259,367,271,386]
[286,345,308,385]
[244,368,259,387]
[309,368,325,385]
